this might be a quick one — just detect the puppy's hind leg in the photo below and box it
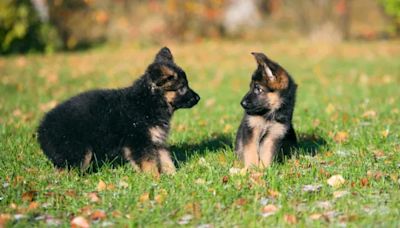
[80,150,93,172]
[122,147,140,172]
[158,148,176,175]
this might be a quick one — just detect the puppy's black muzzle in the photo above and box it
[177,89,200,109]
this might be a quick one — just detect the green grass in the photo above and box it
[1,40,400,227]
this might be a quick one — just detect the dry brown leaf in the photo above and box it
[373,150,385,158]
[261,204,278,217]
[71,216,90,228]
[333,190,348,198]
[284,214,297,224]
[90,210,106,221]
[333,131,348,143]
[362,110,377,118]
[111,210,122,218]
[327,175,345,188]
[235,198,247,206]
[381,129,389,138]
[28,201,40,210]
[22,191,37,202]
[87,192,101,203]
[222,176,229,184]
[65,190,77,197]
[250,172,265,186]
[97,180,107,191]
[0,214,11,227]
[155,189,168,204]
[310,213,322,220]
[360,177,369,187]
[139,192,150,203]
[268,189,280,198]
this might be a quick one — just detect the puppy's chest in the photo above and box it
[247,116,287,141]
[148,123,170,144]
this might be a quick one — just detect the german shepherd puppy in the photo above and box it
[37,47,200,175]
[235,52,297,168]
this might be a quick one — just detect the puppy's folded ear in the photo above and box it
[154,47,174,63]
[251,52,288,90]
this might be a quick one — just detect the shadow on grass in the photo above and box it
[170,133,232,167]
[278,132,327,162]
[295,133,327,156]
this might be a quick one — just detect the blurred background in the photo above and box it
[1,0,399,54]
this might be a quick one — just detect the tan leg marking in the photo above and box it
[149,126,167,144]
[259,122,287,167]
[158,149,176,175]
[242,116,266,168]
[122,147,140,172]
[141,160,160,177]
[81,150,93,171]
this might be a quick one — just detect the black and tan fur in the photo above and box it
[37,47,200,176]
[235,52,297,168]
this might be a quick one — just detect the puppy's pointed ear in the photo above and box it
[251,52,276,82]
[154,47,174,63]
[251,52,289,90]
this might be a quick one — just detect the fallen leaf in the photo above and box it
[268,189,280,198]
[71,216,90,228]
[333,131,348,143]
[327,175,345,188]
[309,213,322,220]
[111,210,122,218]
[28,201,40,210]
[360,177,369,187]
[0,214,11,227]
[155,189,168,204]
[373,150,385,159]
[87,192,101,203]
[139,192,150,203]
[22,190,37,202]
[362,110,377,118]
[90,210,106,221]
[333,190,348,198]
[284,214,297,224]
[381,129,389,138]
[235,198,247,206]
[261,204,278,217]
[65,190,77,197]
[97,180,107,191]
[222,176,229,184]
[250,172,264,186]
[302,184,322,193]
[315,201,332,209]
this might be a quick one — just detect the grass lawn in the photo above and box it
[0,40,399,227]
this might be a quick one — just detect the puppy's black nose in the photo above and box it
[241,100,249,109]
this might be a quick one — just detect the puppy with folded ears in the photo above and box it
[235,52,297,169]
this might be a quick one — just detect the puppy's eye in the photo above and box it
[254,84,263,94]
[166,75,175,81]
[178,87,187,95]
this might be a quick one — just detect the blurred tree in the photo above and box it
[47,0,110,49]
[380,0,400,35]
[0,0,60,54]
[164,0,225,40]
